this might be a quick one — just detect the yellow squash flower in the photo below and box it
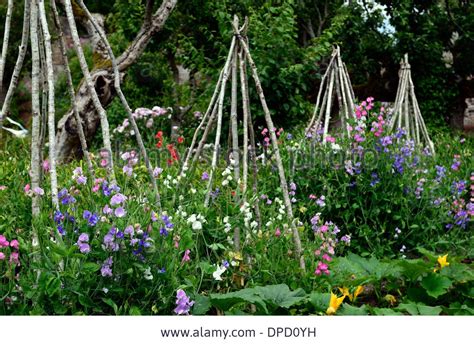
[326,292,345,315]
[352,285,364,301]
[437,254,449,269]
[338,287,352,301]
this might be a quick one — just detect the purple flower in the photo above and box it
[289,182,297,191]
[124,225,134,235]
[435,165,446,183]
[123,165,133,177]
[77,233,91,254]
[370,172,380,187]
[76,175,87,185]
[201,172,209,181]
[83,210,99,227]
[103,232,119,252]
[110,193,127,206]
[114,207,126,218]
[54,211,64,224]
[101,257,113,277]
[340,235,351,244]
[103,205,113,215]
[451,180,466,195]
[174,289,194,315]
[380,136,392,147]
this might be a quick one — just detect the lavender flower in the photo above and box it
[77,233,91,254]
[114,207,126,218]
[174,289,194,315]
[101,257,113,277]
[110,193,127,206]
[201,172,209,181]
[370,172,380,187]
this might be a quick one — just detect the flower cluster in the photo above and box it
[76,233,91,254]
[121,151,139,177]
[311,213,348,276]
[0,235,19,265]
[114,106,169,135]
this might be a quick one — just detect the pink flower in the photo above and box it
[320,225,329,233]
[0,235,9,247]
[10,251,19,265]
[322,253,332,262]
[92,184,100,192]
[0,185,6,191]
[24,184,31,193]
[181,249,191,264]
[326,136,336,143]
[42,160,50,173]
[9,240,19,250]
[275,228,281,237]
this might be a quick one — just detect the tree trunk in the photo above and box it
[0,0,14,96]
[55,0,178,162]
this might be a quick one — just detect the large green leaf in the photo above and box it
[397,303,442,315]
[193,294,212,315]
[421,274,453,299]
[373,308,403,316]
[308,292,330,313]
[254,284,306,309]
[338,303,369,315]
[209,288,268,314]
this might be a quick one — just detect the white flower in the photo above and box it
[144,267,153,280]
[187,214,197,223]
[212,265,227,281]
[223,216,229,224]
[222,179,229,186]
[192,220,202,231]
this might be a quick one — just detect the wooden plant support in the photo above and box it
[389,54,435,154]
[180,16,306,270]
[306,45,355,143]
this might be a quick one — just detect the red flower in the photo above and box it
[156,141,163,148]
[155,131,163,139]
[177,136,184,144]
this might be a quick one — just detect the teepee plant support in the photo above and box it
[389,54,435,154]
[181,16,305,270]
[306,45,355,142]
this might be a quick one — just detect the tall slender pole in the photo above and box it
[0,0,14,96]
[38,0,59,209]
[63,0,116,182]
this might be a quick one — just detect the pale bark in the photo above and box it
[38,0,59,209]
[204,36,236,207]
[51,0,95,179]
[230,17,240,182]
[77,0,163,209]
[0,0,30,129]
[0,0,13,96]
[30,0,42,218]
[63,0,116,181]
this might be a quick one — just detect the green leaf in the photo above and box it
[209,288,268,314]
[338,303,369,315]
[373,308,403,315]
[82,262,101,273]
[254,284,306,309]
[102,298,119,315]
[308,292,330,313]
[193,294,212,315]
[397,303,442,315]
[421,274,453,298]
[129,306,142,315]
